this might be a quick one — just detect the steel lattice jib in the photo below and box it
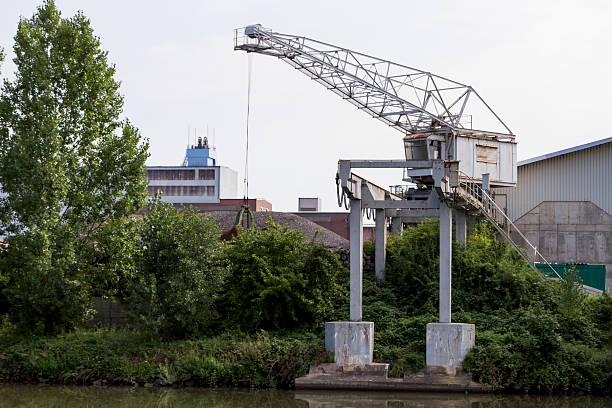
[235,25,517,188]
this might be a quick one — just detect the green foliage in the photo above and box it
[384,220,554,315]
[463,307,611,394]
[222,220,347,331]
[0,1,149,334]
[556,264,585,320]
[363,219,610,394]
[384,220,440,314]
[588,294,612,332]
[128,200,227,340]
[453,222,555,312]
[0,328,327,388]
[0,230,92,334]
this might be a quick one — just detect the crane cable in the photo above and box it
[235,54,255,230]
[243,54,252,201]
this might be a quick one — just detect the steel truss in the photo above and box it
[234,25,514,139]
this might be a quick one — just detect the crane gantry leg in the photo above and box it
[349,198,363,322]
[374,209,387,281]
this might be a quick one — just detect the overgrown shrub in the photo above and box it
[383,220,440,314]
[588,294,612,332]
[128,200,227,340]
[221,220,347,331]
[383,220,554,314]
[364,219,610,394]
[463,307,612,394]
[0,230,93,334]
[0,328,327,388]
[452,222,555,312]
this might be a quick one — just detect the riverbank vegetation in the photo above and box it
[1,218,610,394]
[0,0,610,397]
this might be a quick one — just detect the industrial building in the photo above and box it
[496,137,612,291]
[146,137,238,204]
[293,198,379,241]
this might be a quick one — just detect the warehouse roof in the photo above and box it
[519,136,612,166]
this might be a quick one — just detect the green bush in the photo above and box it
[463,307,611,394]
[0,328,327,388]
[383,220,440,314]
[588,294,612,332]
[221,220,347,331]
[384,220,554,314]
[364,219,610,394]
[128,200,227,340]
[0,230,93,334]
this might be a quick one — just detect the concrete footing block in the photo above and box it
[426,323,475,375]
[325,322,373,365]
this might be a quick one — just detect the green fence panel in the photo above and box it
[535,263,606,291]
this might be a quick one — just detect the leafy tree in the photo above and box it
[556,264,585,319]
[0,1,149,334]
[128,200,228,340]
[222,220,346,331]
[0,47,5,320]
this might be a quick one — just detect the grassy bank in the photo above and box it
[0,329,327,388]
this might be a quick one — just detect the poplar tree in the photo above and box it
[0,1,149,333]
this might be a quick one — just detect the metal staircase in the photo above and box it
[451,176,563,280]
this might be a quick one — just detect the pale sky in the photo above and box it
[2,1,611,212]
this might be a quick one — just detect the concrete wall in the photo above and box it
[90,297,128,326]
[510,201,612,291]
[219,166,238,199]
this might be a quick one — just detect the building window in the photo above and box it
[147,169,195,181]
[476,145,498,164]
[147,185,215,197]
[198,169,215,180]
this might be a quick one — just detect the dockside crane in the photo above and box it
[234,24,561,372]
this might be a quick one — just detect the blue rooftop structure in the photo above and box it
[185,137,216,166]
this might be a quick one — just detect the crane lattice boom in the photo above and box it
[234,25,514,140]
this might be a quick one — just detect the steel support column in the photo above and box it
[391,217,403,236]
[350,199,363,322]
[439,203,452,323]
[375,209,387,280]
[455,209,467,244]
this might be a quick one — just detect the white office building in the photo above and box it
[147,137,237,204]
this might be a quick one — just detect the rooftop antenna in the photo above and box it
[183,124,192,166]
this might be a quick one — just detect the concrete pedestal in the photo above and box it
[426,323,475,375]
[325,322,374,365]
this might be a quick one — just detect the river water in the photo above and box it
[0,385,609,407]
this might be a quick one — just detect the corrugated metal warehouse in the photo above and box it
[496,137,612,291]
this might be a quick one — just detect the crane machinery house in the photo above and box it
[147,137,238,205]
